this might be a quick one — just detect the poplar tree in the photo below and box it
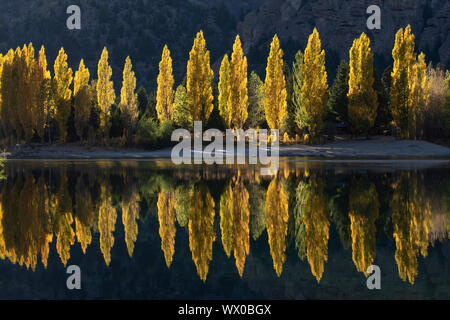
[120,56,139,145]
[73,59,91,141]
[299,28,328,138]
[391,25,430,139]
[187,31,214,126]
[230,35,248,129]
[409,53,429,139]
[0,49,18,143]
[264,34,287,130]
[34,46,51,142]
[96,47,116,142]
[390,25,416,139]
[53,47,73,143]
[218,54,231,128]
[156,45,175,122]
[19,44,35,141]
[347,33,378,136]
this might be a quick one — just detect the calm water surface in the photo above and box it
[0,158,449,299]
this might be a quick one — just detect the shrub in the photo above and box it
[136,117,174,149]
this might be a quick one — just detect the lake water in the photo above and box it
[0,159,449,299]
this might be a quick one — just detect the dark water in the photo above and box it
[0,159,449,299]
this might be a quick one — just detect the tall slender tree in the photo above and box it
[120,56,139,145]
[298,28,328,138]
[264,34,287,130]
[96,47,116,143]
[186,31,214,126]
[347,33,378,136]
[53,47,73,143]
[218,54,231,128]
[291,50,304,132]
[327,60,350,126]
[390,25,416,139]
[73,59,91,141]
[34,46,51,142]
[230,35,248,129]
[156,45,175,122]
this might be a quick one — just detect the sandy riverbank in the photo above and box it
[2,137,450,160]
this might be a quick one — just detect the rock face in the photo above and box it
[238,0,450,71]
[0,0,447,88]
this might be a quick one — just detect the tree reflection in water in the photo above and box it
[0,161,448,284]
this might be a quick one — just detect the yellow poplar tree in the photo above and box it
[187,31,214,126]
[300,28,328,138]
[265,177,289,277]
[391,25,417,139]
[53,47,73,143]
[73,59,91,141]
[348,177,379,276]
[230,35,248,129]
[347,33,378,136]
[157,190,177,268]
[189,183,215,282]
[264,34,287,130]
[409,52,429,139]
[156,45,175,122]
[98,185,117,266]
[96,47,116,141]
[120,56,139,145]
[34,46,51,141]
[218,54,232,128]
[19,44,35,141]
[0,49,19,143]
[121,186,140,258]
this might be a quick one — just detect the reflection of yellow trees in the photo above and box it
[0,174,52,270]
[297,175,329,282]
[248,183,266,241]
[219,178,250,277]
[220,182,233,257]
[189,184,215,282]
[265,177,289,277]
[74,176,94,254]
[392,172,431,284]
[122,186,140,258]
[98,185,117,266]
[54,172,75,266]
[175,185,192,227]
[348,177,379,276]
[157,190,176,267]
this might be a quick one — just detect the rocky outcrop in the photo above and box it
[238,0,450,70]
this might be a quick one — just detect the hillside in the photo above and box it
[0,0,448,89]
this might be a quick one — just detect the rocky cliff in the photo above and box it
[238,0,450,75]
[0,0,447,88]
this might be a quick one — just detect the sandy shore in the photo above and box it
[2,137,450,160]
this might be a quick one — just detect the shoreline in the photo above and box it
[2,137,450,160]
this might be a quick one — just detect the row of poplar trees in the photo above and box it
[216,25,431,141]
[156,25,433,141]
[0,25,434,147]
[0,44,140,145]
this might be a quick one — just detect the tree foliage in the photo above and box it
[187,31,214,126]
[347,33,378,136]
[298,29,328,138]
[264,35,287,130]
